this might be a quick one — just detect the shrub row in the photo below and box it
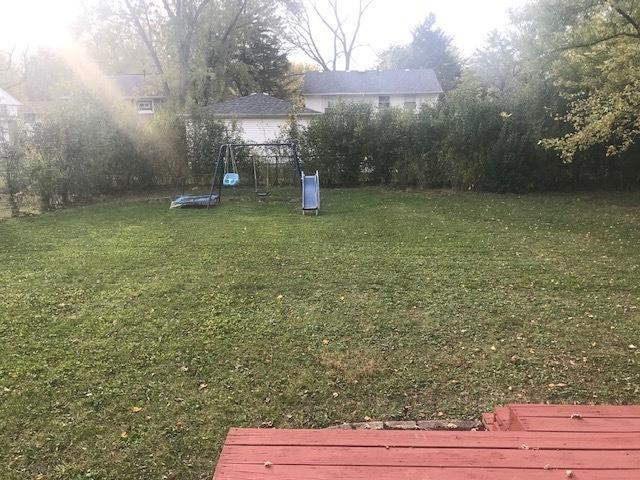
[296,94,640,192]
[3,90,639,216]
[0,95,239,212]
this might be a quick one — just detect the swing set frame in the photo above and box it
[207,142,302,208]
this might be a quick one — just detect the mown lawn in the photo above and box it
[1,188,639,480]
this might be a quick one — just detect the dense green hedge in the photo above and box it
[1,96,238,212]
[3,89,639,216]
[297,94,640,192]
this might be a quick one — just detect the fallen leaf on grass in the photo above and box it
[120,431,128,439]
[131,406,143,413]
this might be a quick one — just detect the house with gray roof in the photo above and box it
[202,93,320,143]
[302,69,443,113]
[109,73,166,117]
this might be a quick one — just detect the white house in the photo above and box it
[202,93,320,143]
[0,86,21,142]
[302,69,443,113]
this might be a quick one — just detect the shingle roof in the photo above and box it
[109,74,165,98]
[303,69,443,95]
[202,94,320,117]
[0,86,22,106]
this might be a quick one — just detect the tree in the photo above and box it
[86,0,212,103]
[13,50,75,102]
[0,48,28,90]
[513,0,640,159]
[379,13,461,91]
[284,0,375,71]
[158,0,211,103]
[0,122,27,217]
[75,2,155,75]
[84,0,287,105]
[470,31,521,96]
[225,23,290,97]
[191,0,289,103]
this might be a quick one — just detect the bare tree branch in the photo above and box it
[200,0,248,102]
[344,0,375,70]
[550,31,639,54]
[0,48,15,73]
[160,0,211,103]
[123,0,172,96]
[285,0,376,71]
[608,0,640,36]
[1,46,29,90]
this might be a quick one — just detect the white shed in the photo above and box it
[202,93,320,143]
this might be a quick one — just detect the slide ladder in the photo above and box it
[301,171,320,215]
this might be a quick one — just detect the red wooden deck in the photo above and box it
[212,405,640,480]
[483,404,640,432]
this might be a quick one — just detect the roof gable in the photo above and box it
[0,87,22,106]
[202,93,319,117]
[302,69,443,95]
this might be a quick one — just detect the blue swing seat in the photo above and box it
[223,172,240,186]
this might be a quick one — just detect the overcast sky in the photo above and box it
[0,0,529,69]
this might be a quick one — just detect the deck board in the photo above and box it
[213,405,640,480]
[220,445,640,468]
[516,417,640,433]
[214,465,640,480]
[506,404,640,418]
[225,428,640,449]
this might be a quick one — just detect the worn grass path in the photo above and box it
[1,188,639,479]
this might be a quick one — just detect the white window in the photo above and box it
[378,95,390,108]
[324,96,337,110]
[404,95,417,110]
[137,100,154,114]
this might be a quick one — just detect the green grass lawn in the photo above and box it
[1,188,639,479]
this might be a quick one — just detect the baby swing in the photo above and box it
[222,145,240,187]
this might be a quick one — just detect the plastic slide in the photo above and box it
[301,171,320,214]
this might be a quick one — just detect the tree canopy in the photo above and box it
[379,13,462,91]
[513,0,640,159]
[80,0,290,105]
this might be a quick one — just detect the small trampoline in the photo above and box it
[170,194,219,208]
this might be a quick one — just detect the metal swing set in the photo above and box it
[171,142,317,211]
[214,142,303,203]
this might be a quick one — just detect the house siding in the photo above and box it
[304,93,439,113]
[220,116,314,143]
[0,105,19,142]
